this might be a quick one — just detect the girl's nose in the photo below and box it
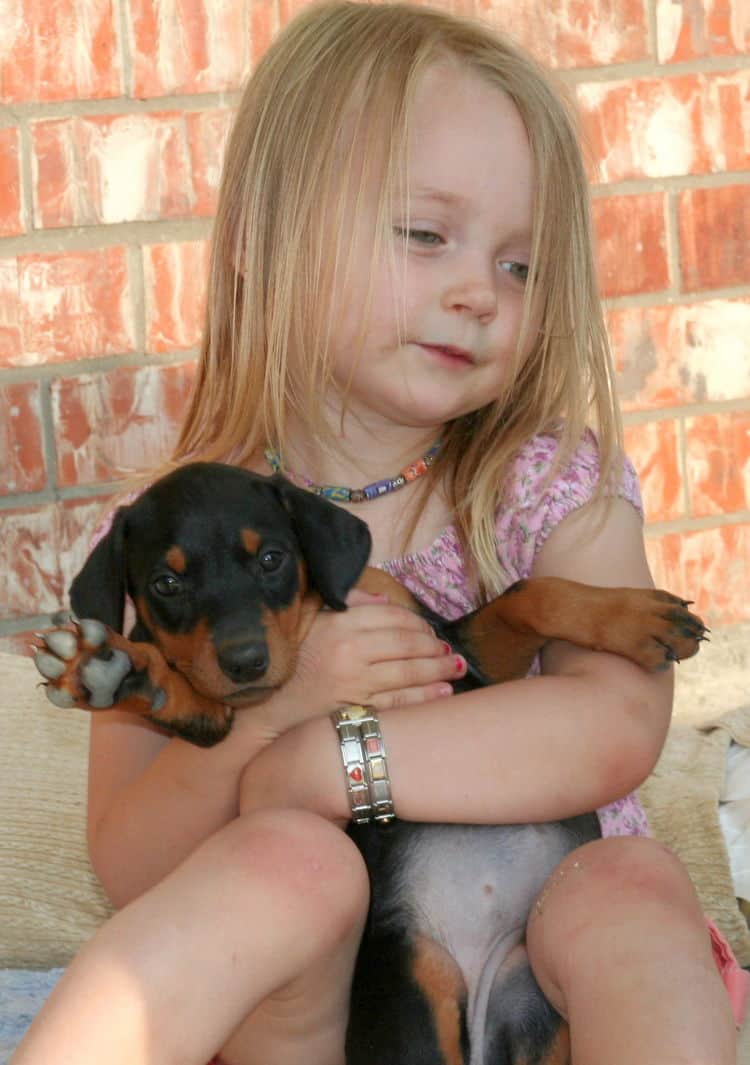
[441,268,497,321]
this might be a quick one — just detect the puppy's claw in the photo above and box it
[34,651,67,681]
[44,685,76,710]
[43,630,78,660]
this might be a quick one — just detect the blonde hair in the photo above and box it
[173,0,622,598]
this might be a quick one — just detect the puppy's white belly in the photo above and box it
[397,823,575,1058]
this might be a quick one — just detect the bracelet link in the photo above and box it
[331,706,395,825]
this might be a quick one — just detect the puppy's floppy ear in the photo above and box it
[69,507,129,631]
[272,476,372,611]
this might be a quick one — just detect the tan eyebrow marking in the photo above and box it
[166,546,187,573]
[241,528,261,555]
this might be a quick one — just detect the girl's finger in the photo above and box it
[369,682,455,711]
[365,652,467,695]
[355,630,450,664]
[345,589,389,607]
[334,603,434,635]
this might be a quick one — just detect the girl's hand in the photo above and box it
[253,591,465,737]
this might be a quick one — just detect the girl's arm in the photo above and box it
[87,708,279,907]
[239,498,675,824]
[88,597,457,905]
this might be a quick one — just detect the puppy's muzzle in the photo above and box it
[217,640,269,684]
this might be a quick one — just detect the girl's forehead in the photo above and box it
[402,65,532,204]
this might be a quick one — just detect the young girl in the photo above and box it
[13,3,747,1064]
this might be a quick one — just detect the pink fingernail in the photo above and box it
[455,655,467,675]
[441,641,452,655]
[437,684,453,697]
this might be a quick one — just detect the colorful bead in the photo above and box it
[264,440,441,504]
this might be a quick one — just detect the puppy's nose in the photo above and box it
[218,641,269,683]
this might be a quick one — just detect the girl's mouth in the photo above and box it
[418,343,475,367]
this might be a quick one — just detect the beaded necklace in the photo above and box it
[264,440,441,503]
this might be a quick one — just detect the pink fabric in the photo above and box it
[378,430,649,838]
[707,917,750,1027]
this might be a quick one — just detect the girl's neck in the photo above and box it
[261,412,452,566]
[277,416,442,490]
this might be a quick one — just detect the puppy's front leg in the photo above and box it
[455,577,707,683]
[33,620,233,746]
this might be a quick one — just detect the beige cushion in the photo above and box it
[0,652,113,969]
[639,623,750,967]
[1,629,749,972]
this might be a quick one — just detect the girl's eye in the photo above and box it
[393,226,443,247]
[152,574,183,597]
[500,261,529,284]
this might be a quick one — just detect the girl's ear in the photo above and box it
[69,508,129,631]
[271,476,372,611]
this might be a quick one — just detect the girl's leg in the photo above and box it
[12,809,369,1065]
[526,836,736,1065]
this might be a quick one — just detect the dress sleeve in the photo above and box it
[495,431,644,584]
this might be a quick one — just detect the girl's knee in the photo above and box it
[531,835,699,926]
[526,836,705,1009]
[202,809,370,935]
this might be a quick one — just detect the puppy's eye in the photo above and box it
[152,574,183,597]
[258,549,284,573]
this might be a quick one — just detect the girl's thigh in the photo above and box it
[203,809,369,1065]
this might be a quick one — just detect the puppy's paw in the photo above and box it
[33,619,132,710]
[629,591,709,671]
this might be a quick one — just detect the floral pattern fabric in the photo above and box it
[378,431,650,839]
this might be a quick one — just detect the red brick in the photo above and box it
[624,420,683,523]
[374,0,651,68]
[0,0,121,103]
[18,248,135,365]
[0,382,46,495]
[646,525,750,626]
[128,0,248,98]
[0,258,23,367]
[0,496,111,620]
[579,71,749,184]
[0,129,24,236]
[186,110,235,217]
[593,194,670,298]
[249,0,278,64]
[656,0,750,62]
[610,298,750,412]
[685,411,750,517]
[32,113,195,229]
[144,241,210,353]
[53,361,197,487]
[678,186,750,292]
[0,503,63,618]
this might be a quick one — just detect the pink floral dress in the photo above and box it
[378,430,649,838]
[377,429,750,1024]
[96,436,749,1025]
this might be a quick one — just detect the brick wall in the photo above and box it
[0,0,748,650]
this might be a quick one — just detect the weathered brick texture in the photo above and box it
[1,0,748,642]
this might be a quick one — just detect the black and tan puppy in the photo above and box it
[34,461,706,1065]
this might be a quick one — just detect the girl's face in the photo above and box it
[328,60,534,432]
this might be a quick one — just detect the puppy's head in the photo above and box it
[70,462,372,704]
